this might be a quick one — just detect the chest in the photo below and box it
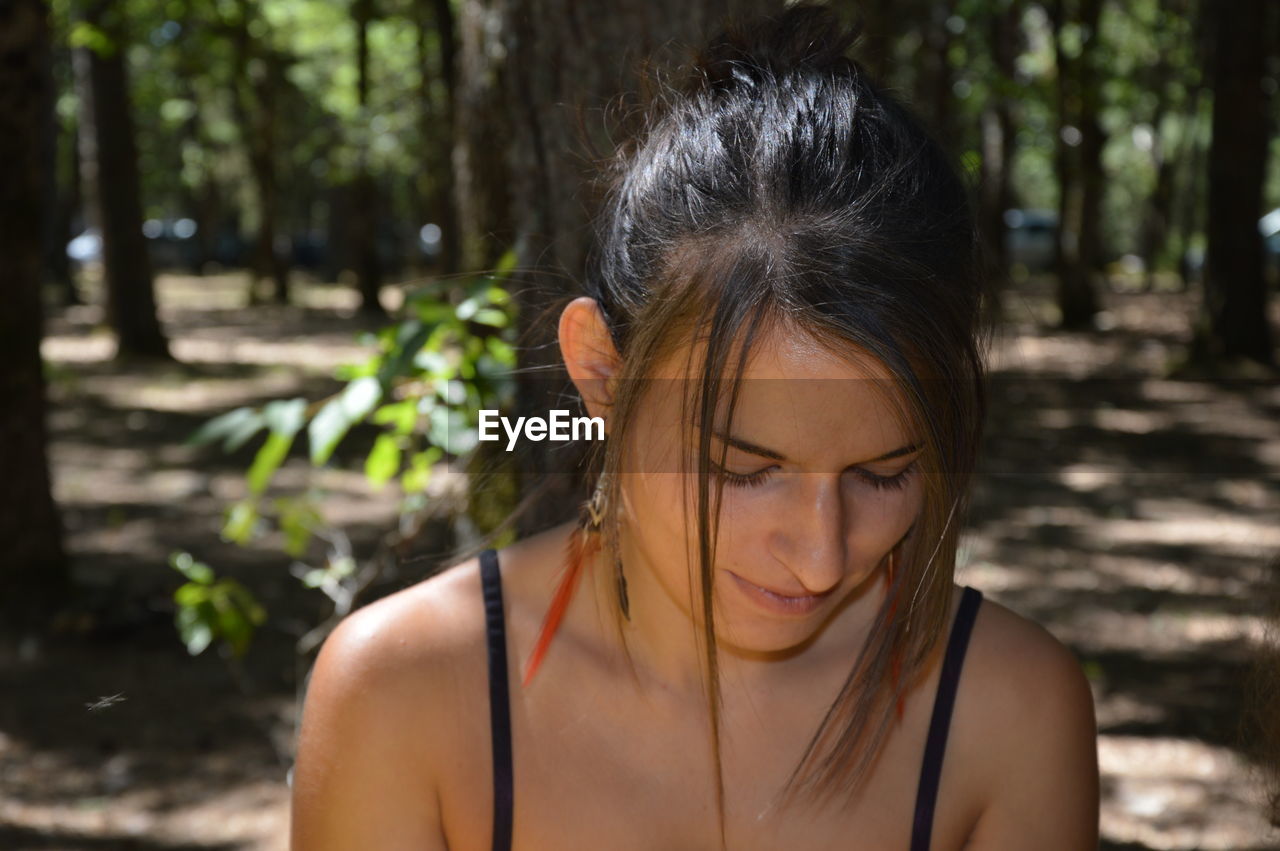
[436,673,983,851]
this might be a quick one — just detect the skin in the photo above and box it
[289,297,1101,850]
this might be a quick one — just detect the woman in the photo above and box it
[289,4,1100,848]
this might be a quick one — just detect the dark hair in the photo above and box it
[519,2,989,844]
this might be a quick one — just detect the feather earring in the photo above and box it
[884,546,906,722]
[521,472,626,688]
[581,470,630,620]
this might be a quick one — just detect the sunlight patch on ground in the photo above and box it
[171,335,375,373]
[1095,516,1280,553]
[0,776,289,850]
[1100,735,1277,850]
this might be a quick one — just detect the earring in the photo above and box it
[885,545,906,722]
[521,470,628,688]
[586,471,630,621]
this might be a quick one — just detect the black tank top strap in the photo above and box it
[479,548,514,851]
[909,584,984,851]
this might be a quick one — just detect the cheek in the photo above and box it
[622,473,699,577]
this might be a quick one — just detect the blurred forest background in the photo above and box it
[2,0,1279,847]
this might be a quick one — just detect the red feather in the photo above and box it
[521,525,600,688]
[884,554,906,722]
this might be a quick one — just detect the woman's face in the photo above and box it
[617,323,925,656]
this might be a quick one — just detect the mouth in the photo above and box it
[726,571,833,616]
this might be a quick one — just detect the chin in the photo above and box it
[711,607,828,656]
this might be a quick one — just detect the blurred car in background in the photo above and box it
[66,227,102,266]
[1004,208,1058,273]
[1179,207,1280,286]
[142,218,202,271]
[67,218,206,273]
[1260,207,1280,283]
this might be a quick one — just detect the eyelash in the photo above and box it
[712,461,917,492]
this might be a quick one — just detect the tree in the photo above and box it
[1192,0,1276,369]
[1048,0,1104,329]
[0,0,69,633]
[73,0,171,359]
[226,0,292,305]
[351,0,384,315]
[975,0,1026,323]
[417,0,461,276]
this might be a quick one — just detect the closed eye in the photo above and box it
[711,461,917,491]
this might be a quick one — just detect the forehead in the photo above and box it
[651,321,916,453]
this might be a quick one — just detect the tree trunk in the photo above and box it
[916,1,955,151]
[419,0,461,276]
[0,0,69,634]
[230,0,290,305]
[453,0,516,274]
[1193,0,1275,367]
[482,0,779,536]
[73,1,171,360]
[849,0,902,84]
[1134,2,1188,291]
[977,0,1024,326]
[53,116,85,305]
[353,0,384,315]
[1172,85,1208,293]
[1049,0,1103,329]
[42,38,79,305]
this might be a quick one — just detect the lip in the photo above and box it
[726,571,832,616]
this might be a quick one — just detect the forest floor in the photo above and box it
[1,269,1279,849]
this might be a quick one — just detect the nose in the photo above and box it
[770,474,846,594]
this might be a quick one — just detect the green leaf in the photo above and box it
[372,399,418,435]
[169,551,215,585]
[414,301,455,326]
[493,248,517,279]
[222,499,260,545]
[401,446,443,493]
[486,336,516,365]
[276,497,322,559]
[263,397,307,438]
[455,296,480,321]
[429,407,477,455]
[68,21,117,56]
[308,376,383,465]
[187,406,265,452]
[213,597,251,658]
[471,308,508,328]
[413,349,450,376]
[174,583,209,608]
[176,605,213,656]
[378,323,433,383]
[247,430,295,495]
[226,582,267,626]
[300,568,328,589]
[435,379,466,405]
[365,434,402,489]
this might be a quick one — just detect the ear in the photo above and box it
[559,296,620,424]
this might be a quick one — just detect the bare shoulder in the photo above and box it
[331,555,489,654]
[307,554,491,728]
[953,593,1100,849]
[289,556,490,849]
[964,596,1096,716]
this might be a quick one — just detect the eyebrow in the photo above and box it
[712,431,923,465]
